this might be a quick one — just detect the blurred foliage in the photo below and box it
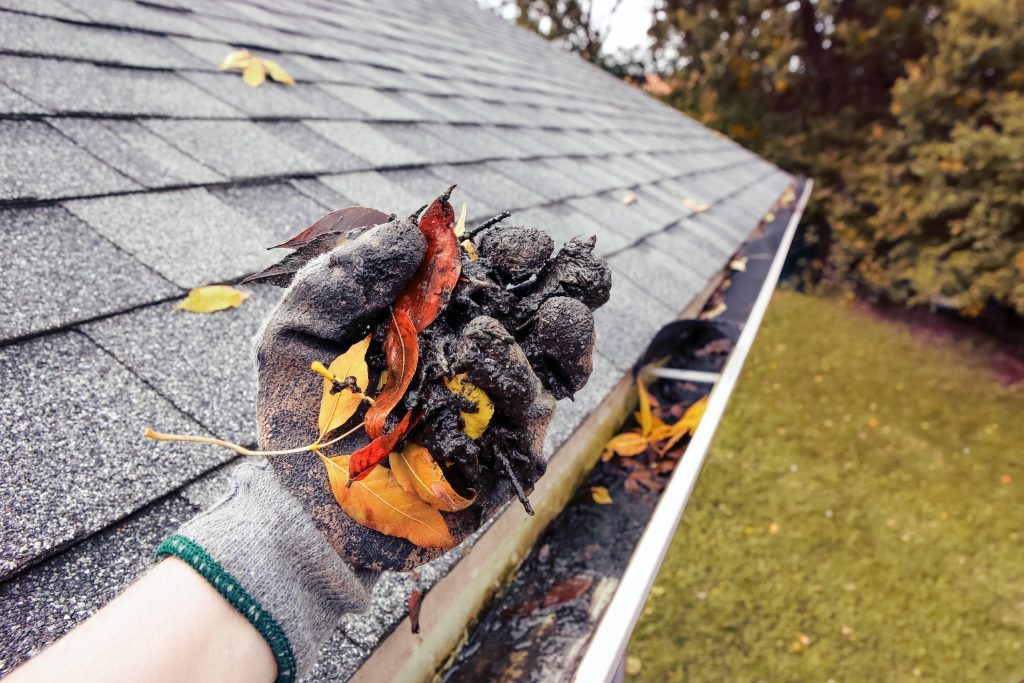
[628,290,1024,681]
[497,0,622,65]
[651,0,1024,315]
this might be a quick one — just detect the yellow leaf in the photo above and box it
[243,61,266,87]
[390,443,475,512]
[603,431,649,459]
[621,192,638,205]
[317,335,371,437]
[444,373,494,439]
[729,257,748,272]
[701,302,727,319]
[763,211,775,223]
[453,202,467,237]
[218,49,253,70]
[591,486,613,505]
[660,397,708,453]
[461,239,479,260]
[320,453,454,548]
[262,58,296,85]
[683,197,710,213]
[175,285,249,313]
[636,377,654,437]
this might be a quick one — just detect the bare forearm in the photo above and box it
[8,557,276,683]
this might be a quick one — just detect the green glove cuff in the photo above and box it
[156,534,297,683]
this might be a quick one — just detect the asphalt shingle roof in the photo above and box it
[0,0,793,677]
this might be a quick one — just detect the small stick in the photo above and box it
[408,204,428,221]
[144,421,365,457]
[493,449,534,515]
[464,211,512,240]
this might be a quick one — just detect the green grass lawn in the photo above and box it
[627,290,1024,683]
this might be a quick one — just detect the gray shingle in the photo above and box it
[48,118,223,188]
[307,121,425,168]
[319,84,423,121]
[592,272,676,370]
[318,171,422,215]
[82,287,281,444]
[489,158,586,202]
[289,177,350,209]
[0,495,197,676]
[209,182,332,248]
[65,189,277,287]
[608,240,705,309]
[141,119,319,179]
[182,71,360,119]
[0,0,89,20]
[0,332,220,580]
[0,56,240,117]
[255,121,370,174]
[0,205,180,341]
[0,120,139,201]
[432,162,546,211]
[644,221,734,280]
[58,0,222,38]
[373,123,478,165]
[0,81,43,113]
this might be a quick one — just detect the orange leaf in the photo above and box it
[660,397,708,453]
[591,486,613,504]
[364,308,418,440]
[317,335,370,437]
[636,377,654,437]
[349,412,413,481]
[603,431,650,459]
[320,453,454,548]
[390,443,475,512]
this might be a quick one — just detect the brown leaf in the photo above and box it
[543,575,594,607]
[695,338,734,357]
[391,443,476,512]
[269,206,389,251]
[364,308,418,440]
[320,453,454,548]
[316,335,370,437]
[408,588,422,634]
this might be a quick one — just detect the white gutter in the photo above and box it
[573,179,814,683]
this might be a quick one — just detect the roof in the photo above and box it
[0,0,792,677]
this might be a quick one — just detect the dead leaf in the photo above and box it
[729,256,748,272]
[364,309,418,440]
[175,285,249,313]
[349,411,413,481]
[242,61,266,87]
[262,58,296,85]
[683,197,710,213]
[621,192,638,205]
[320,453,454,548]
[391,443,476,512]
[461,239,479,260]
[445,373,494,439]
[591,486,613,505]
[218,50,253,70]
[269,206,389,251]
[695,338,734,357]
[660,396,708,453]
[453,202,467,237]
[700,302,727,319]
[602,431,649,460]
[408,588,422,634]
[543,575,594,607]
[636,377,654,437]
[316,335,370,437]
[763,211,776,223]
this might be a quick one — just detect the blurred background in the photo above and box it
[485,1,1023,680]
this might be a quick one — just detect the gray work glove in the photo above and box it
[157,203,608,682]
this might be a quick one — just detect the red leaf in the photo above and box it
[394,187,461,332]
[349,411,413,481]
[543,575,594,607]
[408,588,422,634]
[269,206,389,250]
[364,308,419,440]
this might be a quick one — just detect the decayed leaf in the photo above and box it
[175,285,249,313]
[701,302,727,319]
[543,575,594,607]
[591,486,613,505]
[317,335,371,437]
[621,192,638,205]
[262,58,296,85]
[349,411,413,481]
[461,239,479,260]
[270,206,389,251]
[729,256,748,272]
[391,443,475,512]
[444,373,494,439]
[602,432,649,461]
[453,202,467,237]
[683,197,711,213]
[364,309,418,440]
[320,453,454,548]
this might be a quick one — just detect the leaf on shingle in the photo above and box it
[175,285,249,313]
[218,49,295,88]
[683,197,710,213]
[263,59,296,85]
[391,443,476,512]
[242,61,266,87]
[621,192,638,205]
[320,453,454,548]
[317,335,371,437]
[218,50,253,70]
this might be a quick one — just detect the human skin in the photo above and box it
[7,558,276,683]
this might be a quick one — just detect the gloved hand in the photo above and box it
[156,190,610,682]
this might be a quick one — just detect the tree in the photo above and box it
[495,0,624,66]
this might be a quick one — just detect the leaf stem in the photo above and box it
[144,422,365,457]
